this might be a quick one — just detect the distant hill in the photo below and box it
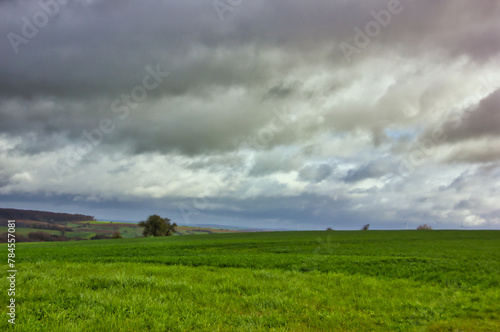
[0,208,95,223]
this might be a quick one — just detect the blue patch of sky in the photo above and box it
[384,128,418,140]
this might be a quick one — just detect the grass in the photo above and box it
[85,220,118,224]
[1,230,499,331]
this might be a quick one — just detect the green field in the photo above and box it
[1,221,238,241]
[1,230,499,331]
[63,221,144,239]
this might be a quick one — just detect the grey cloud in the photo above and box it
[1,0,498,155]
[2,0,498,100]
[106,162,136,175]
[440,172,469,193]
[425,89,500,146]
[344,162,390,183]
[264,80,303,100]
[187,154,245,173]
[249,151,303,177]
[418,89,500,164]
[449,90,500,140]
[454,200,473,210]
[184,193,360,227]
[443,142,500,164]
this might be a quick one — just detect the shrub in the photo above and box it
[417,224,433,230]
[28,231,69,242]
[90,234,113,240]
[0,232,30,243]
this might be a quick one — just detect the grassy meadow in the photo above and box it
[1,230,499,331]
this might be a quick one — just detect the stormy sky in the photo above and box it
[1,0,499,230]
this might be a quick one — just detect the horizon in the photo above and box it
[0,205,494,232]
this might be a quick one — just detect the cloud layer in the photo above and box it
[1,0,499,229]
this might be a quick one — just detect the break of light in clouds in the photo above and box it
[0,0,499,230]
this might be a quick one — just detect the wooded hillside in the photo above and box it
[0,208,94,223]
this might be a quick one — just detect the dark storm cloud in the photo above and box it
[264,81,303,100]
[1,0,498,98]
[440,89,500,143]
[0,1,264,99]
[418,89,500,164]
[443,145,500,164]
[0,0,499,156]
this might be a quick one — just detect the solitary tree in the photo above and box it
[361,224,370,231]
[138,214,177,237]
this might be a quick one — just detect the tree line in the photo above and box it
[0,208,95,223]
